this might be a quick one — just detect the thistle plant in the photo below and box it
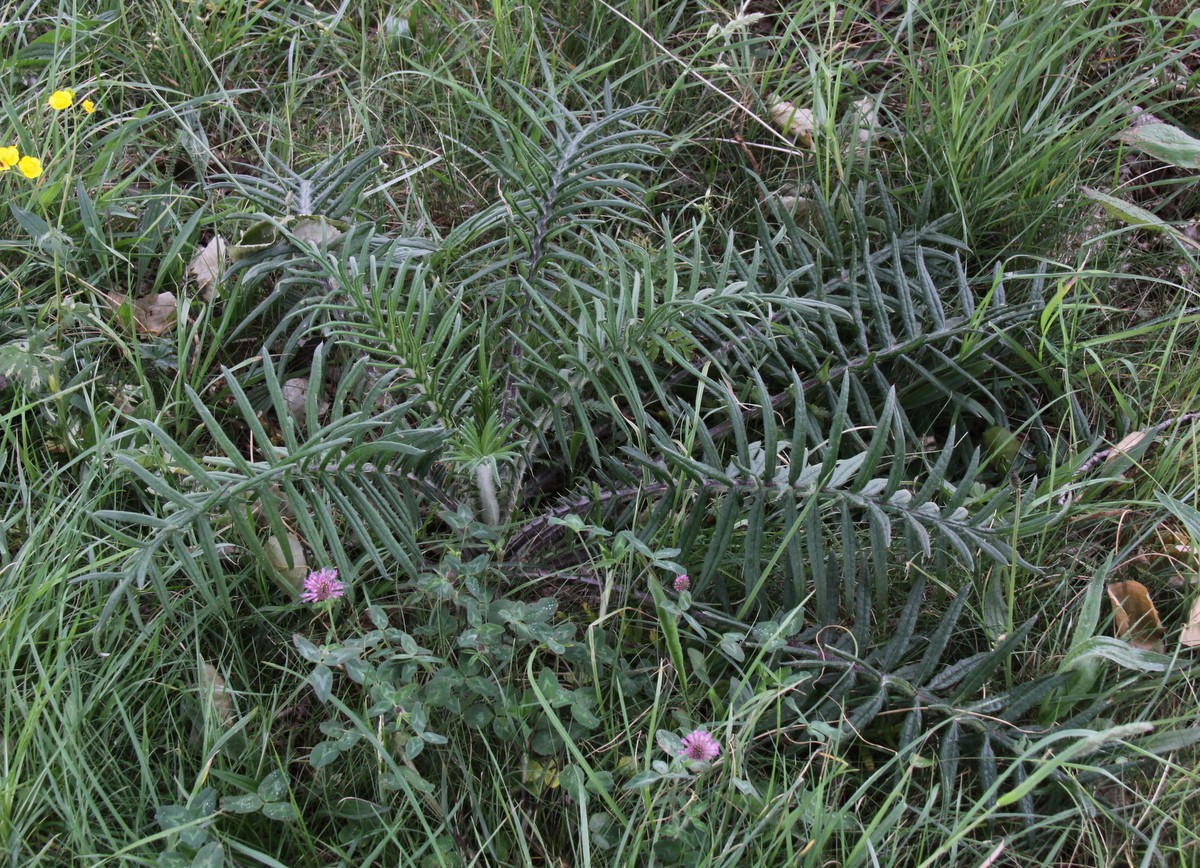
[2,2,1199,866]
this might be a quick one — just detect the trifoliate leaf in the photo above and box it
[261,801,299,822]
[257,769,290,802]
[219,793,263,814]
[190,841,224,868]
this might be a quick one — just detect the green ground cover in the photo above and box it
[2,1,1200,864]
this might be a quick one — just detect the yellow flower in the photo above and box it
[0,145,18,171]
[17,156,43,179]
[82,99,96,114]
[48,88,76,110]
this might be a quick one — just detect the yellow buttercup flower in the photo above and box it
[82,99,96,114]
[0,145,18,171]
[48,88,76,110]
[17,156,43,179]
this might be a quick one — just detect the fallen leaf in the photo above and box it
[282,377,310,428]
[1181,597,1200,648]
[1108,430,1149,458]
[773,185,811,215]
[188,235,227,300]
[769,98,815,147]
[199,660,236,727]
[848,96,879,154]
[132,292,178,336]
[266,533,308,592]
[1101,429,1153,474]
[1107,580,1165,652]
[291,217,344,248]
[281,377,329,431]
[522,757,560,794]
[229,218,281,262]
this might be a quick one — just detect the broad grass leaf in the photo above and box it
[1107,580,1165,652]
[10,205,74,257]
[1083,187,1200,250]
[1117,123,1200,170]
[647,575,688,690]
[1083,187,1167,229]
[1060,635,1170,673]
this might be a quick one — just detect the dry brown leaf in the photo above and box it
[199,661,236,727]
[282,377,310,427]
[1181,596,1200,647]
[777,193,811,213]
[132,292,178,336]
[188,235,227,301]
[266,533,307,591]
[281,377,329,431]
[773,185,811,216]
[1102,430,1150,470]
[292,217,344,248]
[848,96,879,154]
[1107,580,1165,652]
[769,98,815,147]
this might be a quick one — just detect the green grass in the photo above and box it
[2,0,1200,864]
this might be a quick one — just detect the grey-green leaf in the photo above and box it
[261,801,300,822]
[219,794,263,814]
[190,842,224,868]
[258,769,290,802]
[1117,123,1200,170]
